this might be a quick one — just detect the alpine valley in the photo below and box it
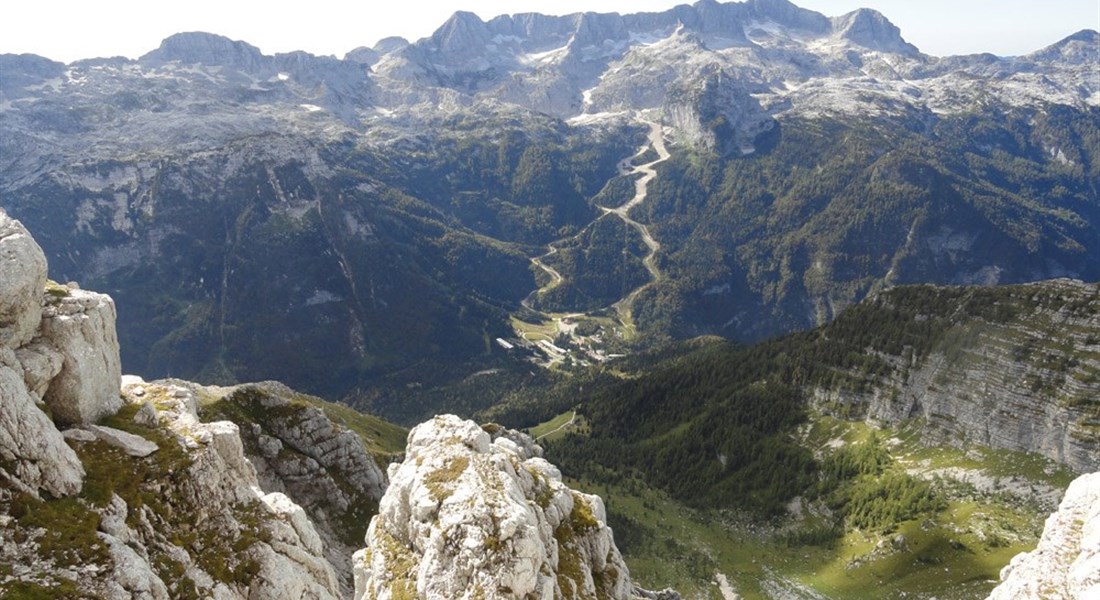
[0,0,1098,599]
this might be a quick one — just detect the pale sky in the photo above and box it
[2,0,1096,64]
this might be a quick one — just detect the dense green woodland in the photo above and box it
[532,282,1098,518]
[631,106,1099,342]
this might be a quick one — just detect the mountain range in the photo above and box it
[1,0,1097,413]
[2,3,1099,597]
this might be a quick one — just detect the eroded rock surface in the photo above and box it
[0,210,85,498]
[39,287,122,425]
[987,471,1100,600]
[353,414,675,600]
[0,210,47,349]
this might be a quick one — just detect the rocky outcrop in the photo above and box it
[0,210,351,598]
[987,471,1100,599]
[0,210,85,498]
[353,415,676,600]
[0,210,47,349]
[205,381,390,597]
[39,286,122,425]
[12,376,345,599]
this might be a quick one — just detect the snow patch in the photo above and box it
[520,44,569,65]
[703,283,732,296]
[567,111,628,125]
[305,290,341,306]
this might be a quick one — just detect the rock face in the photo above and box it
[0,210,85,498]
[986,471,1100,600]
[0,210,47,349]
[662,65,775,156]
[811,279,1100,473]
[39,287,122,425]
[0,345,85,497]
[353,415,672,600]
[208,381,390,597]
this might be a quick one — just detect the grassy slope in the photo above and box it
[569,415,1071,600]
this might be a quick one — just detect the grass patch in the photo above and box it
[529,410,577,442]
[423,456,470,502]
[561,415,1062,599]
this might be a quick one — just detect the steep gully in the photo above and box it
[519,120,671,338]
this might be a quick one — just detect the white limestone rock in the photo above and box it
[353,414,641,600]
[0,209,47,350]
[14,338,63,403]
[117,380,342,600]
[86,424,159,458]
[62,428,98,443]
[132,400,158,428]
[219,382,390,597]
[39,288,123,425]
[99,532,170,600]
[987,471,1100,600]
[0,346,84,497]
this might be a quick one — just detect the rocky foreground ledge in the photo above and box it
[353,414,679,600]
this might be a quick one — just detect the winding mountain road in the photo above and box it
[518,118,670,339]
[600,121,671,319]
[522,246,564,311]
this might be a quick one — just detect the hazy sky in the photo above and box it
[2,0,1096,63]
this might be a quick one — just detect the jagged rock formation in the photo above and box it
[205,381,390,596]
[0,210,88,498]
[811,279,1100,473]
[0,208,387,598]
[353,415,676,600]
[987,471,1100,599]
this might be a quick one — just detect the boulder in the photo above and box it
[0,347,85,497]
[39,288,123,425]
[87,424,159,458]
[0,209,47,349]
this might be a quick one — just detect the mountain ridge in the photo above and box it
[1,0,1096,408]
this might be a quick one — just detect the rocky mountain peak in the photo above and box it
[345,36,410,65]
[678,0,750,42]
[139,31,266,71]
[1027,28,1099,64]
[353,414,678,599]
[431,11,492,54]
[832,8,919,55]
[572,12,631,48]
[0,54,66,100]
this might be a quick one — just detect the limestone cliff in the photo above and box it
[353,414,677,600]
[986,471,1100,599]
[810,279,1100,473]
